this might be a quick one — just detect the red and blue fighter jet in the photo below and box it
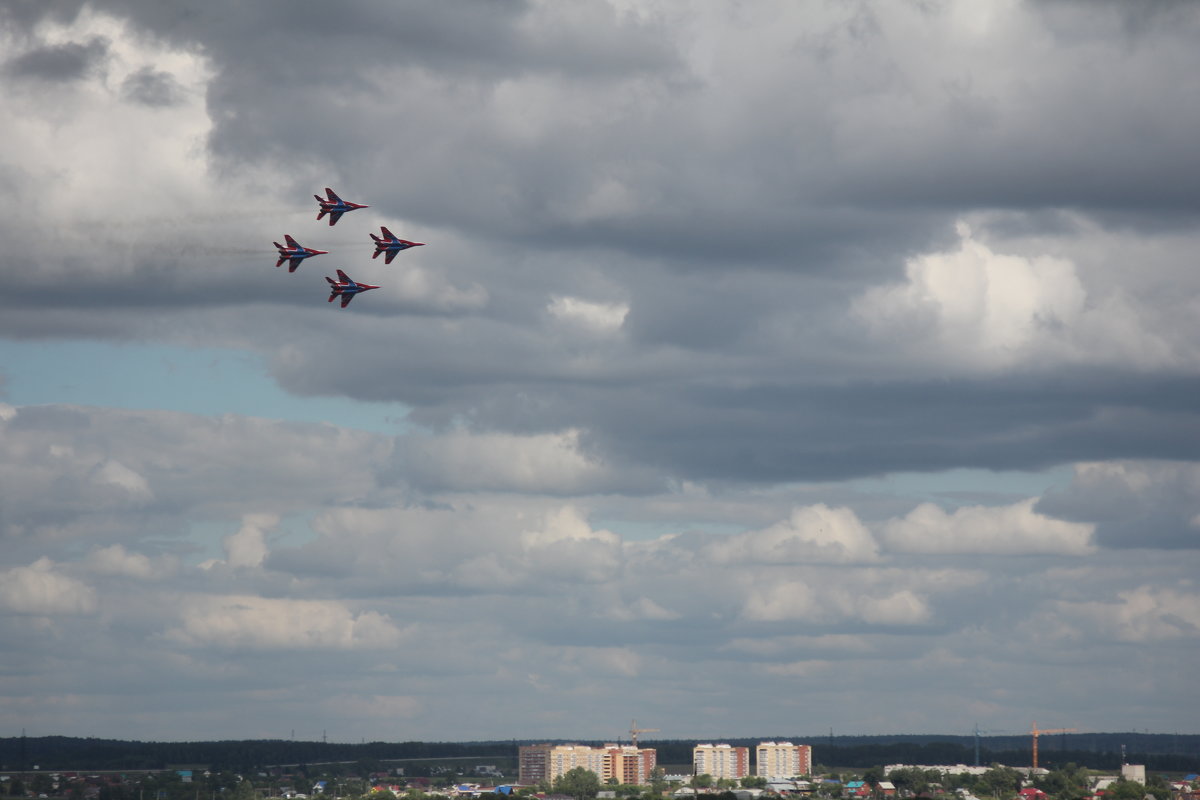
[325,269,379,307]
[273,234,328,272]
[314,187,368,226]
[369,226,425,264]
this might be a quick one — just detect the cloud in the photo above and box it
[881,498,1096,555]
[398,428,629,494]
[120,65,187,107]
[741,580,932,627]
[1037,460,1200,549]
[86,544,178,580]
[853,222,1176,371]
[521,506,623,584]
[3,37,110,83]
[547,296,629,333]
[708,504,883,565]
[1053,585,1200,643]
[222,513,277,569]
[0,558,97,615]
[167,595,409,651]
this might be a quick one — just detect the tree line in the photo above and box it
[2,735,1196,774]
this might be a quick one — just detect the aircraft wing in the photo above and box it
[340,293,355,308]
[383,249,398,265]
[381,226,395,241]
[325,187,341,201]
[336,269,351,283]
[327,210,343,226]
[284,234,301,248]
[288,258,303,273]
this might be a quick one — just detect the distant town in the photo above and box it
[1,734,1197,800]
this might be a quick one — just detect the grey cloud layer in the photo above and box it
[1,403,1197,738]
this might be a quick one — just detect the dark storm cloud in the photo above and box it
[3,36,109,82]
[0,1,87,34]
[120,65,186,106]
[1036,461,1200,550]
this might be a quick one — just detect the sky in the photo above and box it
[1,0,1198,745]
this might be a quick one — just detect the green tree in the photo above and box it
[740,778,767,790]
[554,768,600,800]
[979,766,1021,799]
[649,768,667,797]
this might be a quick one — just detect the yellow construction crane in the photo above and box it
[1031,722,1077,770]
[630,719,659,749]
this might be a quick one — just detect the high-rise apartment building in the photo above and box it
[607,745,657,784]
[693,744,750,780]
[520,744,657,785]
[755,742,812,779]
[519,743,555,785]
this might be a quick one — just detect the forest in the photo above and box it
[1,733,1196,773]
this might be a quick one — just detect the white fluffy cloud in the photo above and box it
[399,428,623,494]
[881,498,1096,555]
[853,222,1177,371]
[86,544,178,580]
[741,580,931,626]
[1053,585,1200,643]
[520,506,624,583]
[707,504,882,565]
[221,513,277,569]
[547,296,629,333]
[0,558,97,615]
[167,595,409,651]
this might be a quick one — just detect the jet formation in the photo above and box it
[270,188,425,307]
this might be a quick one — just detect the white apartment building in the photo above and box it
[693,744,750,780]
[755,742,812,779]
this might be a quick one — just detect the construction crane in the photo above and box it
[972,724,1007,767]
[1031,722,1077,770]
[630,719,659,749]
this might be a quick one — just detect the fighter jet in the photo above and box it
[370,226,425,264]
[325,269,379,307]
[273,234,328,272]
[314,187,368,226]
